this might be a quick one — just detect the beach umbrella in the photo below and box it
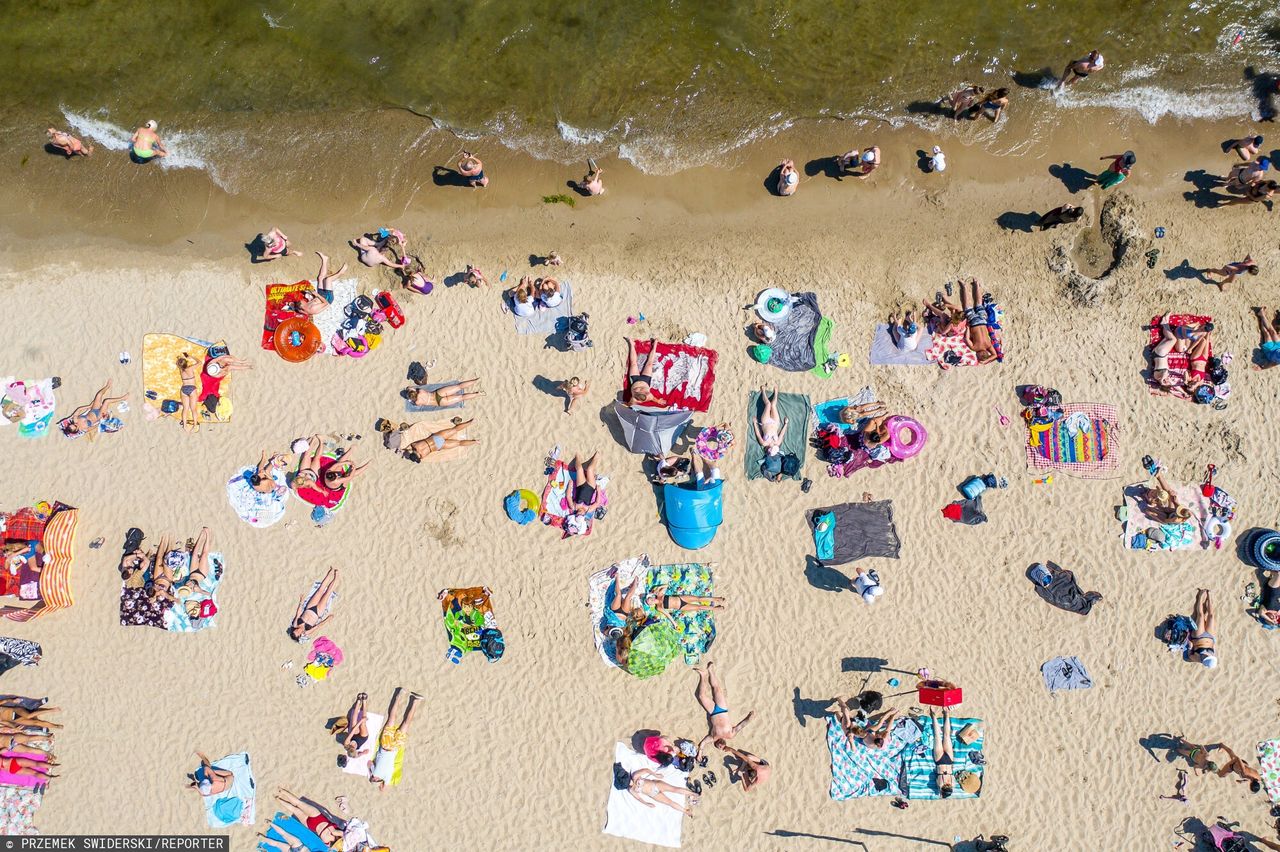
[612,401,692,456]
[625,621,680,679]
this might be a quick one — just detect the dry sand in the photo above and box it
[2,110,1280,851]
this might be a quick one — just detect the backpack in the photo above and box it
[781,453,801,477]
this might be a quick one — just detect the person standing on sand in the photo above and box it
[777,159,798,195]
[1228,134,1264,162]
[459,151,488,187]
[1202,255,1258,290]
[45,128,91,158]
[1059,50,1104,88]
[693,662,754,752]
[130,120,168,162]
[579,159,604,195]
[715,740,771,791]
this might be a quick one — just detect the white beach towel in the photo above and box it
[588,556,650,668]
[315,279,359,355]
[602,742,689,849]
[340,713,385,777]
[512,281,573,335]
[0,377,58,438]
[868,325,933,366]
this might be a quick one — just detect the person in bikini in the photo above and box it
[568,452,603,517]
[254,228,298,262]
[173,527,213,601]
[335,691,371,759]
[694,662,754,752]
[1059,50,1104,89]
[401,379,484,408]
[1203,255,1258,290]
[130,120,168,161]
[1214,743,1263,792]
[921,296,965,338]
[1187,588,1218,669]
[250,451,289,495]
[294,435,370,491]
[715,740,771,791]
[187,751,233,796]
[753,387,789,471]
[1174,737,1221,773]
[370,689,423,791]
[943,84,985,120]
[835,702,900,750]
[1136,468,1190,525]
[146,532,179,605]
[931,708,957,797]
[380,419,478,463]
[644,582,725,614]
[298,252,348,316]
[176,353,202,433]
[60,380,128,438]
[0,704,61,731]
[1152,314,1217,402]
[559,377,590,414]
[257,819,311,852]
[624,337,665,405]
[288,567,339,642]
[46,128,92,157]
[627,767,699,816]
[272,789,344,847]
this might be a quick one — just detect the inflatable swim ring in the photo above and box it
[294,455,350,510]
[884,415,927,461]
[273,316,323,363]
[332,331,370,358]
[754,288,793,323]
[695,425,734,461]
[1203,515,1231,545]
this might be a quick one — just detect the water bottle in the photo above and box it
[1028,563,1053,587]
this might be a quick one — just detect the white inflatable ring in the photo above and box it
[754,288,793,322]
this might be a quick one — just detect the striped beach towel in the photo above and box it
[1024,403,1120,479]
[904,716,985,800]
[1146,315,1212,401]
[826,715,916,800]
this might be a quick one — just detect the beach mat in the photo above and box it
[621,341,718,412]
[385,419,472,463]
[226,465,290,528]
[262,279,359,356]
[744,391,810,481]
[602,742,688,848]
[1258,740,1280,803]
[405,381,468,413]
[0,786,42,836]
[142,333,233,424]
[645,563,716,666]
[588,556,650,669]
[809,315,836,378]
[511,281,573,335]
[201,752,255,828]
[1025,403,1120,479]
[766,291,824,372]
[808,501,901,565]
[339,712,385,778]
[1146,314,1222,402]
[827,714,917,800]
[924,306,1005,369]
[441,586,499,658]
[869,325,933,366]
[904,716,984,800]
[259,813,329,852]
[1122,481,1206,551]
[540,459,607,537]
[0,503,77,623]
[0,378,57,439]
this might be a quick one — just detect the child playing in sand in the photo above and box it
[559,377,590,414]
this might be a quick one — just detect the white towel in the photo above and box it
[340,713,385,777]
[602,742,689,849]
[588,557,649,668]
[314,279,359,355]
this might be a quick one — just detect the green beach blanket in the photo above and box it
[640,563,716,665]
[810,316,836,378]
[745,391,811,481]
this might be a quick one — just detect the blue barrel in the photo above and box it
[663,481,724,550]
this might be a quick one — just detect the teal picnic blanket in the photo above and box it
[167,552,224,633]
[744,391,811,481]
[827,715,918,800]
[641,563,716,665]
[201,752,255,828]
[904,716,984,800]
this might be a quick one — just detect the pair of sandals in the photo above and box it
[686,772,716,794]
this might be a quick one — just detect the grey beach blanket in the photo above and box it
[771,292,823,371]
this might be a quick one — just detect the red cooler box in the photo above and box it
[918,681,963,707]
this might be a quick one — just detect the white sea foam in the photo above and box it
[1055,84,1255,124]
[61,108,236,192]
[556,120,608,147]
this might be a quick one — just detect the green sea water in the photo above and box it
[3,0,1278,178]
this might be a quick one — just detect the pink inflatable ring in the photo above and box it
[885,415,927,461]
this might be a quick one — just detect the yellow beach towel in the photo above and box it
[142,334,233,424]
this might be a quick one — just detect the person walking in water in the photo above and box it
[458,151,488,188]
[131,120,168,163]
[1059,50,1104,89]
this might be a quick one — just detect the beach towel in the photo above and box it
[924,308,1005,370]
[904,716,984,800]
[0,637,40,676]
[808,501,901,565]
[0,749,49,790]
[744,391,810,481]
[767,292,828,373]
[622,341,718,412]
[1122,482,1208,551]
[827,715,918,800]
[809,315,836,377]
[440,586,500,659]
[644,563,716,665]
[142,333,234,424]
[0,786,41,835]
[588,556,651,668]
[814,387,879,427]
[602,742,689,849]
[405,381,468,413]
[339,712,385,778]
[1146,314,1224,402]
[1258,740,1280,803]
[1025,403,1120,479]
[199,752,255,828]
[262,279,359,356]
[1042,655,1093,695]
[163,551,223,633]
[1032,563,1102,615]
[541,459,607,538]
[301,636,343,684]
[0,378,56,439]
[869,325,934,366]
[511,281,573,335]
[226,465,290,528]
[258,813,330,852]
[0,503,76,623]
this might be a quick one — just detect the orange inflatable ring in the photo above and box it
[273,316,324,363]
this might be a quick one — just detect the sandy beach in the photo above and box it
[3,100,1280,852]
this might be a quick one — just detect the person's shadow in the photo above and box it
[567,178,591,197]
[763,163,784,196]
[1163,259,1206,282]
[1012,67,1056,89]
[432,165,471,188]
[1049,162,1094,193]
[1138,732,1181,762]
[532,375,568,410]
[905,99,948,117]
[1246,66,1279,121]
[804,555,850,593]
[792,687,834,728]
[995,211,1040,232]
[43,143,74,158]
[1182,169,1229,209]
[914,149,931,174]
[442,271,469,288]
[804,156,844,180]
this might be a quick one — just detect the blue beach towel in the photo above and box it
[904,716,984,800]
[826,715,917,800]
[405,381,468,413]
[258,813,328,852]
[813,512,836,561]
[201,752,255,828]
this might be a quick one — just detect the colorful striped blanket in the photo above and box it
[904,716,985,800]
[827,715,917,800]
[1146,314,1213,402]
[1024,403,1120,479]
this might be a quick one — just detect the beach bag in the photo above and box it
[1161,615,1194,648]
[781,453,801,477]
[827,445,853,465]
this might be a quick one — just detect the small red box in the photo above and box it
[918,683,963,707]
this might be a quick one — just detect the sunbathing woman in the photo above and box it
[176,353,201,433]
[401,379,484,408]
[644,582,726,614]
[386,419,478,463]
[257,820,310,852]
[569,452,603,515]
[753,387,789,459]
[0,705,61,730]
[298,252,348,316]
[1252,307,1280,370]
[624,337,664,404]
[60,380,127,438]
[627,767,699,817]
[959,279,998,363]
[694,662,754,752]
[603,574,644,638]
[273,789,345,847]
[146,532,178,605]
[931,708,956,797]
[188,751,233,796]
[350,234,404,269]
[294,435,370,491]
[251,451,289,494]
[371,689,423,791]
[4,754,56,779]
[46,127,92,157]
[1187,588,1219,669]
[288,567,340,642]
[174,527,212,601]
[337,691,370,758]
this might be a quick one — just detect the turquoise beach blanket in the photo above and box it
[904,716,985,800]
[258,813,328,852]
[744,391,811,481]
[202,752,255,828]
[642,563,716,665]
[826,715,917,800]
[166,552,224,633]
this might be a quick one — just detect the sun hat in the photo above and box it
[784,171,798,185]
[957,770,982,794]
[145,120,158,130]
